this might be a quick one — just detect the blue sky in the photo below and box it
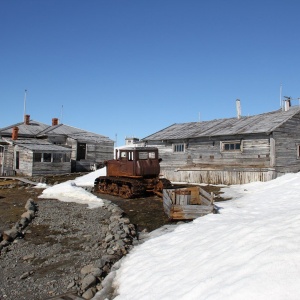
[1,0,300,145]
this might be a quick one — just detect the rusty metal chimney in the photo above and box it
[24,114,30,125]
[236,99,241,119]
[12,126,19,140]
[52,118,59,126]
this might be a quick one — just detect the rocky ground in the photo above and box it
[0,174,224,300]
[0,174,174,300]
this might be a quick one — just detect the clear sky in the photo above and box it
[1,0,300,145]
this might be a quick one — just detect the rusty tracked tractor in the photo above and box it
[94,147,171,198]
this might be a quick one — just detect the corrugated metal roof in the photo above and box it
[142,107,300,141]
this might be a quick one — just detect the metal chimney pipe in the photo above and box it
[236,99,241,119]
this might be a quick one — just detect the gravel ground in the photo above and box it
[0,176,139,300]
[0,175,223,300]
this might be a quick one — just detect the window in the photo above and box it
[120,151,127,159]
[33,153,42,162]
[173,144,185,152]
[221,141,242,152]
[43,153,52,162]
[149,152,156,159]
[137,151,156,160]
[53,153,67,162]
[297,145,300,159]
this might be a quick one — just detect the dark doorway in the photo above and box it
[77,143,86,160]
[15,151,19,169]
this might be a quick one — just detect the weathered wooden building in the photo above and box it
[0,115,114,176]
[141,103,300,185]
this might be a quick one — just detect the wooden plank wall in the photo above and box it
[273,112,300,173]
[14,146,71,176]
[66,138,114,163]
[86,142,114,162]
[150,135,271,170]
[146,135,274,184]
[161,168,276,185]
[31,162,71,176]
[17,147,33,176]
[2,145,14,175]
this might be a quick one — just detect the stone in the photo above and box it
[81,274,97,291]
[20,272,30,279]
[21,210,35,221]
[67,280,76,289]
[104,234,114,243]
[90,267,102,278]
[23,253,35,261]
[82,287,96,299]
[19,217,29,228]
[80,264,94,275]
[3,228,19,241]
[25,199,37,212]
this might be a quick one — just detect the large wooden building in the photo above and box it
[141,102,300,185]
[0,115,114,176]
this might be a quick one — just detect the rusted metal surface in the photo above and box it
[94,147,171,198]
[163,186,214,220]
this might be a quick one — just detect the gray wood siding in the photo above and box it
[32,162,71,176]
[16,148,33,176]
[146,135,272,184]
[86,143,114,162]
[161,168,276,185]
[273,112,300,173]
[2,145,15,175]
[148,135,271,169]
[67,138,114,163]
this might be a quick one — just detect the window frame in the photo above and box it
[297,144,300,159]
[220,140,243,152]
[173,143,185,153]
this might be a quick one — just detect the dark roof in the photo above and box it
[142,106,300,141]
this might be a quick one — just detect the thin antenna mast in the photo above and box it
[280,83,282,109]
[23,89,27,117]
[60,105,64,123]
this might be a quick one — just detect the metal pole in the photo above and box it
[280,84,282,109]
[23,89,27,117]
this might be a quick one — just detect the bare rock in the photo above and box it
[81,274,97,291]
[82,287,96,299]
[3,228,20,241]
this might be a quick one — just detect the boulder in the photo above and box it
[3,228,20,241]
[81,274,97,291]
[25,199,37,212]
